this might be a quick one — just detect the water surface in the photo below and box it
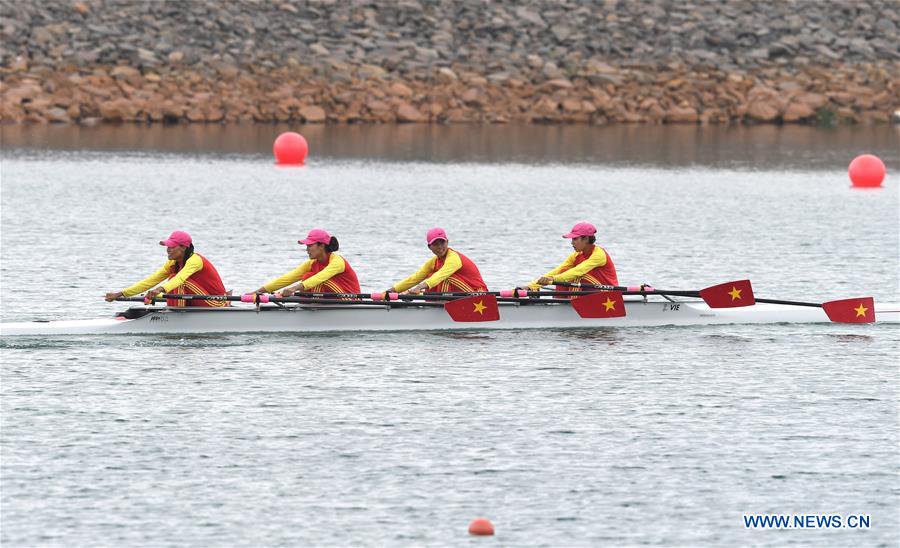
[2,125,898,546]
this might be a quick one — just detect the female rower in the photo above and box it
[385,227,488,295]
[254,228,360,297]
[104,230,228,307]
[528,221,618,292]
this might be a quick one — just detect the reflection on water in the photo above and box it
[548,326,624,345]
[3,123,898,169]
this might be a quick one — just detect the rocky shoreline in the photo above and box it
[1,0,898,126]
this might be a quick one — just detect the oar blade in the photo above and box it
[570,291,626,318]
[822,297,876,323]
[443,294,500,322]
[699,279,755,308]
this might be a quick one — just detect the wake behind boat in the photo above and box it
[2,296,898,336]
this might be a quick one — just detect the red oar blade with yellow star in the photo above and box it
[570,291,626,318]
[821,297,876,323]
[698,279,755,308]
[443,294,500,322]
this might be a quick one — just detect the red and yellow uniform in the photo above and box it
[122,253,228,307]
[529,244,618,291]
[393,248,488,293]
[262,253,361,295]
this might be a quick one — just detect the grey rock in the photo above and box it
[515,7,547,28]
[541,61,563,78]
[815,44,841,60]
[585,73,622,86]
[310,43,330,56]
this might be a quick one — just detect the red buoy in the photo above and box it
[848,154,886,188]
[273,132,309,165]
[468,518,494,536]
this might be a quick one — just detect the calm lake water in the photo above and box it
[1,124,899,547]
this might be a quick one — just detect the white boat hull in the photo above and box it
[2,300,898,336]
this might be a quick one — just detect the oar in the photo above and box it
[552,282,876,323]
[116,294,241,304]
[749,296,875,323]
[552,280,756,308]
[276,291,498,320]
[283,293,501,322]
[115,293,498,322]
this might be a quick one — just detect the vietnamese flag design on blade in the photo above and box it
[822,297,876,323]
[698,279,755,308]
[570,291,626,318]
[443,294,500,322]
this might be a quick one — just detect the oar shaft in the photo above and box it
[116,294,450,307]
[550,281,632,291]
[553,281,704,296]
[553,281,825,308]
[117,294,241,302]
[277,298,445,307]
[118,290,646,305]
[753,298,822,308]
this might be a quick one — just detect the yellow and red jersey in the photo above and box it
[122,253,228,307]
[262,253,361,295]
[530,244,618,291]
[393,248,488,293]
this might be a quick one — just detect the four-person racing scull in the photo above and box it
[0,222,896,336]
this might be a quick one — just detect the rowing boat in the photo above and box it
[2,297,897,336]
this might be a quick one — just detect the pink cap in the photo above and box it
[426,227,448,245]
[562,221,597,239]
[159,230,192,247]
[298,228,331,245]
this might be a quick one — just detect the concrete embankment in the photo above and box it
[1,0,898,125]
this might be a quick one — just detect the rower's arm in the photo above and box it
[528,253,577,289]
[392,257,436,292]
[423,250,462,289]
[121,260,174,297]
[160,254,204,292]
[262,260,313,292]
[549,248,607,283]
[299,254,346,290]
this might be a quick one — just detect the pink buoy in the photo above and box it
[273,132,309,165]
[848,154,886,188]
